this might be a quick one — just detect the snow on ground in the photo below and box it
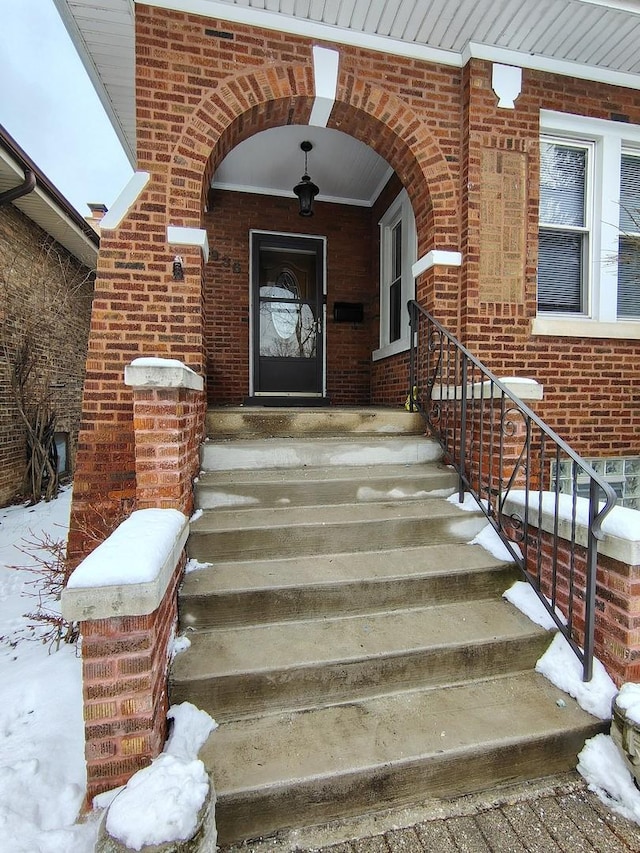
[0,489,217,852]
[536,633,617,721]
[2,486,640,847]
[578,734,640,823]
[0,487,99,852]
[503,580,566,630]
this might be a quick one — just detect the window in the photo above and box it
[534,112,640,338]
[374,190,417,360]
[538,140,591,314]
[53,432,69,476]
[618,152,640,319]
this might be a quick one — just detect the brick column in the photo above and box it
[124,358,205,517]
[62,508,189,803]
[63,359,204,803]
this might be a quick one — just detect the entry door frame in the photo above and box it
[249,229,327,399]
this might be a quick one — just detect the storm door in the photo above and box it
[251,232,325,397]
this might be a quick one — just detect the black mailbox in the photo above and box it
[333,302,364,323]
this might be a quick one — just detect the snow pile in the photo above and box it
[503,580,566,630]
[170,632,191,658]
[0,488,99,852]
[446,492,521,562]
[102,702,217,851]
[503,581,616,720]
[615,682,640,725]
[578,734,640,823]
[536,633,617,720]
[447,492,485,513]
[468,524,521,563]
[185,557,213,573]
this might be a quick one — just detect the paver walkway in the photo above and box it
[220,774,640,853]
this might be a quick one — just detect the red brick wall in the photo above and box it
[0,204,93,506]
[204,189,374,405]
[462,59,640,459]
[71,5,640,556]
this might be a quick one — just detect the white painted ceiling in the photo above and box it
[212,125,392,206]
[55,0,640,205]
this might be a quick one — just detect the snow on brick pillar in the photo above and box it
[502,494,640,687]
[62,508,189,805]
[125,358,205,518]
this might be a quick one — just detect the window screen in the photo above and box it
[617,153,640,319]
[538,141,589,314]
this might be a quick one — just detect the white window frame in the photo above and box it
[373,189,417,361]
[538,136,594,315]
[533,110,640,339]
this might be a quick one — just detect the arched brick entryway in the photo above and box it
[69,55,459,561]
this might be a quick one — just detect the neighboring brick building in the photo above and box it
[0,124,98,506]
[54,0,640,545]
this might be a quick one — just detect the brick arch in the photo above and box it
[166,63,315,227]
[166,63,456,246]
[330,73,458,251]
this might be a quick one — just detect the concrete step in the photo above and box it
[170,599,551,721]
[200,435,442,472]
[206,406,426,439]
[195,462,457,510]
[202,670,606,844]
[179,544,517,629]
[187,500,488,563]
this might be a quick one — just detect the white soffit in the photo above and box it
[0,148,98,267]
[212,125,392,207]
[57,0,640,166]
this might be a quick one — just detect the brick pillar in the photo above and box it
[62,508,189,803]
[125,359,205,516]
[63,359,204,803]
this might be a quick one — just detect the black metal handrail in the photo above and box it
[408,300,617,681]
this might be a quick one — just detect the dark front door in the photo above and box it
[252,232,324,397]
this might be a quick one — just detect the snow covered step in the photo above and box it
[200,435,442,472]
[195,462,457,510]
[206,406,426,439]
[170,598,551,721]
[179,544,516,629]
[203,670,606,845]
[187,499,488,563]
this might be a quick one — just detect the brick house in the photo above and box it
[54,0,640,547]
[56,0,640,830]
[0,124,98,506]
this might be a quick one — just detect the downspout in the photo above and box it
[0,168,36,206]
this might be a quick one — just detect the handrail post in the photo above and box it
[458,355,468,503]
[583,479,599,682]
[408,301,416,412]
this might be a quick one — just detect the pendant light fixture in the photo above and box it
[293,141,319,217]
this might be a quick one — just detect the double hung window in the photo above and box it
[374,190,417,360]
[535,111,640,336]
[618,152,640,319]
[538,140,591,314]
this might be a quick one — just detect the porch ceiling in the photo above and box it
[55,0,640,182]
